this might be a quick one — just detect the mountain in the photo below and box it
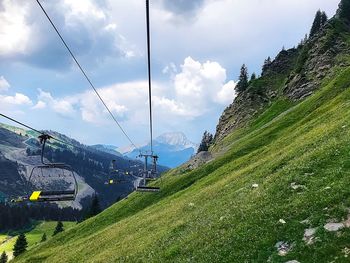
[156,132,197,150]
[15,1,350,262]
[90,144,123,157]
[124,132,197,168]
[0,123,160,208]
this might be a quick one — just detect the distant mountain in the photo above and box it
[90,144,122,157]
[125,132,197,168]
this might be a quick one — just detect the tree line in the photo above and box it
[0,202,81,232]
[0,194,101,232]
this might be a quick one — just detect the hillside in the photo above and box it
[14,1,350,262]
[0,124,155,208]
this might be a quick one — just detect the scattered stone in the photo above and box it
[219,216,225,221]
[300,219,310,225]
[275,241,292,256]
[285,261,300,263]
[252,183,259,188]
[304,172,314,176]
[324,223,344,232]
[344,213,350,228]
[324,186,331,190]
[290,182,306,190]
[303,228,317,245]
[342,125,347,129]
[188,202,195,207]
[279,219,286,224]
[343,247,350,258]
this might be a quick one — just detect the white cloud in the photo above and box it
[0,0,32,56]
[63,0,106,20]
[32,100,47,110]
[216,80,237,105]
[167,56,235,117]
[75,82,144,125]
[0,0,138,69]
[37,89,76,116]
[0,93,32,106]
[33,57,234,128]
[0,76,10,92]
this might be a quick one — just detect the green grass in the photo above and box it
[0,221,75,260]
[14,68,350,263]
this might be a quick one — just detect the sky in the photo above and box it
[0,0,340,148]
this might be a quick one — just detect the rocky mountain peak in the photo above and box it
[155,132,196,149]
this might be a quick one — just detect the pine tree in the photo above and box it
[53,221,64,236]
[197,131,214,153]
[13,233,28,257]
[261,56,272,74]
[41,233,47,242]
[338,0,350,21]
[310,10,328,37]
[320,11,328,26]
[310,10,322,37]
[235,64,249,93]
[250,73,257,81]
[0,251,8,263]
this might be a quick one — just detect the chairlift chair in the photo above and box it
[24,134,78,202]
[135,154,160,193]
[105,160,127,185]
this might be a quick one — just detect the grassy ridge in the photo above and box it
[15,68,350,262]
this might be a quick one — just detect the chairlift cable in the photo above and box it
[35,0,138,151]
[0,112,104,154]
[146,0,154,154]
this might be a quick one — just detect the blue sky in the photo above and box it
[0,0,340,148]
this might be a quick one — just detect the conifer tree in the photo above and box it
[338,0,350,21]
[53,221,64,236]
[310,10,322,37]
[235,64,249,93]
[320,11,328,26]
[262,56,272,73]
[0,251,8,263]
[250,73,257,81]
[197,131,213,153]
[41,233,47,242]
[310,10,328,37]
[13,233,28,257]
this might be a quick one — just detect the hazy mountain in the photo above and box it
[124,132,197,168]
[90,144,123,157]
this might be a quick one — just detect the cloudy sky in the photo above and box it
[0,0,340,148]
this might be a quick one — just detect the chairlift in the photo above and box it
[105,160,127,185]
[135,153,160,193]
[13,134,78,202]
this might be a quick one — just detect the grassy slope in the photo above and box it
[16,68,350,262]
[0,221,75,259]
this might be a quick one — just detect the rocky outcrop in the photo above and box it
[284,20,350,100]
[214,91,269,142]
[262,48,299,77]
[215,13,350,143]
[181,151,212,171]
